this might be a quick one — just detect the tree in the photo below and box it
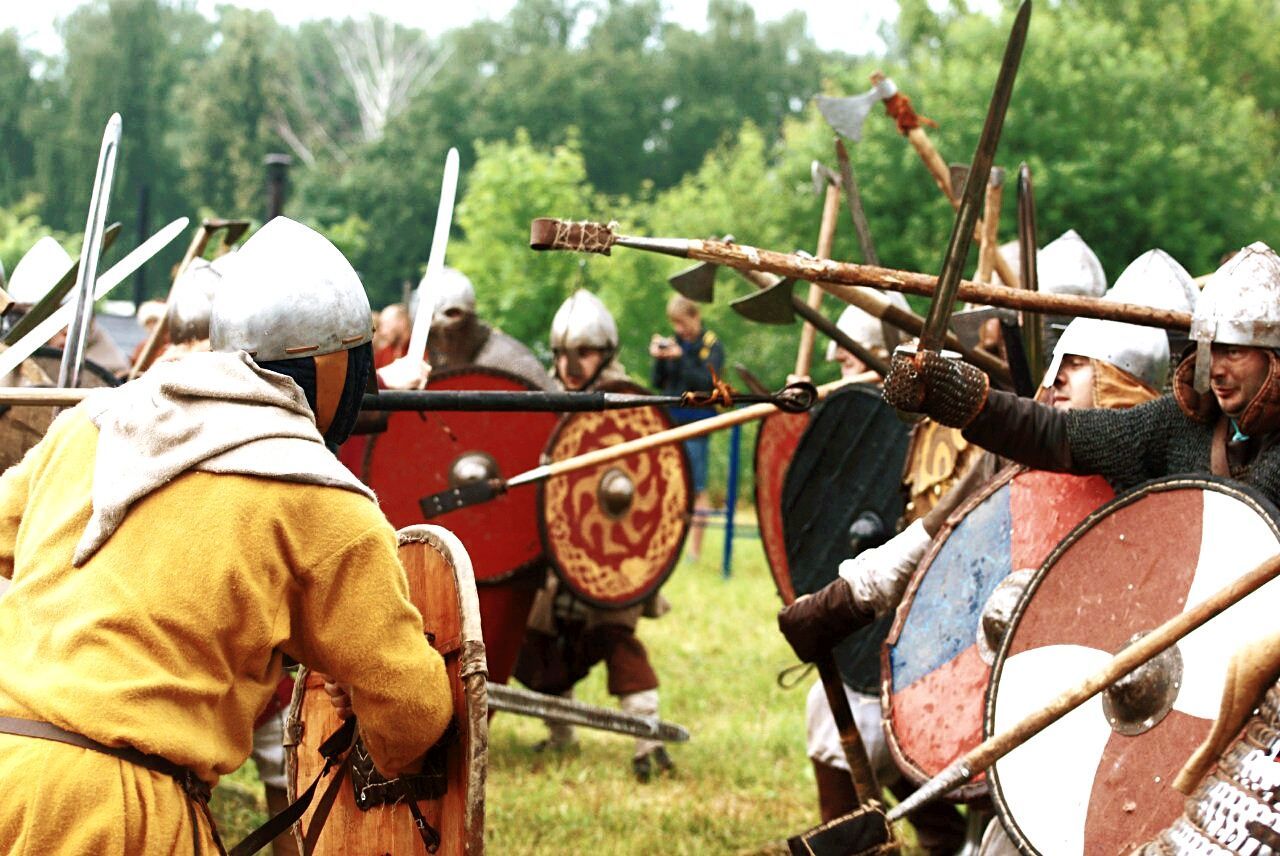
[0,31,37,204]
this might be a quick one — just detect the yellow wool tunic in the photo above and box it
[0,409,453,854]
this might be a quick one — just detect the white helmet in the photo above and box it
[1037,229,1106,297]
[550,289,618,353]
[411,266,476,328]
[1042,248,1196,390]
[7,236,75,305]
[210,217,372,362]
[825,292,910,361]
[1190,241,1280,390]
[166,258,221,345]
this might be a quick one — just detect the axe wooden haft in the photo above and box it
[59,113,121,390]
[530,220,1189,331]
[793,160,843,377]
[128,217,252,379]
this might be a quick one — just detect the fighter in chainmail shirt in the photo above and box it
[514,289,676,782]
[780,245,1200,852]
[0,218,452,853]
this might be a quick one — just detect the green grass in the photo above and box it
[212,526,925,854]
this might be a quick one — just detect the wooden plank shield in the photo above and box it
[883,467,1113,799]
[286,524,488,855]
[0,346,118,472]
[782,384,909,693]
[338,366,559,685]
[986,476,1280,855]
[538,382,692,609]
[754,410,810,603]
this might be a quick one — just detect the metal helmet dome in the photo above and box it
[1190,241,1280,391]
[7,236,75,305]
[166,257,220,345]
[1037,229,1107,298]
[550,289,618,353]
[209,217,372,362]
[1042,248,1197,390]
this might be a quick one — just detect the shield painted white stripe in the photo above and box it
[993,644,1113,856]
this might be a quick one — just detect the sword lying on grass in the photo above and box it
[487,683,689,743]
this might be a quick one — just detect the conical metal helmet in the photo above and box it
[550,289,618,352]
[825,293,909,361]
[1043,248,1196,390]
[1037,229,1106,297]
[166,257,220,345]
[7,236,75,305]
[1190,241,1280,390]
[209,217,372,362]
[410,266,476,326]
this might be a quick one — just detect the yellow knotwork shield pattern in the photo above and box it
[540,398,692,608]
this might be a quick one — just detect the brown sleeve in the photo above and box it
[962,389,1074,472]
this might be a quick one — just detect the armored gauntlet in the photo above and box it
[882,347,989,428]
[777,579,875,664]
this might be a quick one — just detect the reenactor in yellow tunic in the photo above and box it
[0,218,452,854]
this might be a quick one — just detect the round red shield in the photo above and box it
[754,410,810,603]
[987,476,1280,855]
[338,367,559,584]
[883,466,1114,799]
[538,383,692,609]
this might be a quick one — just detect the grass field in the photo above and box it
[211,526,926,854]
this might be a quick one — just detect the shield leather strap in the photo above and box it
[754,409,810,602]
[285,525,488,855]
[782,384,909,694]
[538,381,693,609]
[986,475,1280,855]
[881,466,1113,800]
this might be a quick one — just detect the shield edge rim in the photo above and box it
[536,380,694,610]
[879,461,1024,800]
[754,409,810,605]
[983,473,1280,856]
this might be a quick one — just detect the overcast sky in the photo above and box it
[6,1,914,56]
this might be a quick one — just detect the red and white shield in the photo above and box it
[987,476,1280,855]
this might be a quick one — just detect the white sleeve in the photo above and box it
[837,518,932,617]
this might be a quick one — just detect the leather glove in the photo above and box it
[777,578,875,663]
[882,346,989,428]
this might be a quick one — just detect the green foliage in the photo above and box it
[0,195,76,278]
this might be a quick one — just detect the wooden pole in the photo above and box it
[509,374,875,488]
[794,182,841,377]
[975,168,1005,284]
[889,550,1280,819]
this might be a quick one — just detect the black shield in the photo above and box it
[782,384,910,693]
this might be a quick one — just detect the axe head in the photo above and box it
[667,234,734,302]
[730,278,797,325]
[811,161,839,195]
[668,261,718,303]
[814,76,896,143]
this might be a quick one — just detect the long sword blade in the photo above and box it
[1017,162,1044,381]
[405,147,460,366]
[59,114,122,388]
[919,1,1031,352]
[486,683,690,742]
[0,217,189,380]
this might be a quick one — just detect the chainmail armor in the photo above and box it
[1135,681,1280,854]
[1065,395,1280,504]
[883,350,989,428]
